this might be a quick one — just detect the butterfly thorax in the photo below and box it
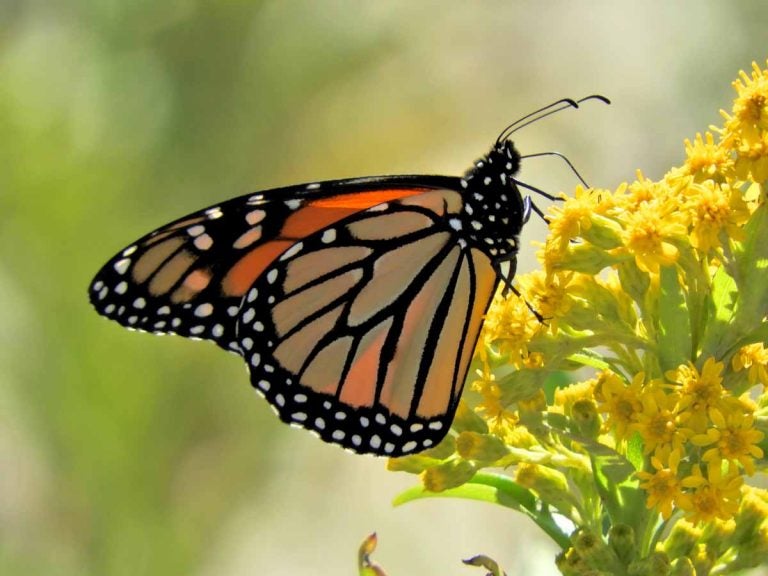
[457,139,525,259]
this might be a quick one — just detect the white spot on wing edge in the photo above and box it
[402,440,418,453]
[187,225,205,237]
[205,207,223,219]
[194,234,213,250]
[246,209,266,225]
[113,259,131,275]
[194,303,213,317]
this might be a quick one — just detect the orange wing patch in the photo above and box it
[222,240,294,296]
[223,188,434,297]
[310,189,426,209]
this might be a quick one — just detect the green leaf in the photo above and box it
[700,261,738,356]
[618,260,651,308]
[393,472,571,549]
[497,368,552,405]
[657,264,691,370]
[703,201,768,359]
[625,432,645,472]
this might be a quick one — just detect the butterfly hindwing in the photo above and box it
[237,188,499,455]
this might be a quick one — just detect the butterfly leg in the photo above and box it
[492,255,545,322]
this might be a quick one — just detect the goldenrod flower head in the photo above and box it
[595,371,644,440]
[515,462,571,509]
[631,384,687,455]
[663,520,702,559]
[553,378,598,415]
[680,463,743,523]
[732,343,768,387]
[682,180,749,252]
[732,487,768,545]
[637,446,684,519]
[480,289,538,365]
[667,358,725,432]
[470,364,518,437]
[692,406,764,475]
[683,132,733,180]
[620,202,687,275]
[518,270,575,331]
[547,185,599,250]
[619,170,666,208]
[721,60,768,181]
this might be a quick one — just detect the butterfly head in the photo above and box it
[458,139,526,259]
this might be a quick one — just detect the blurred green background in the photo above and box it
[3,2,768,575]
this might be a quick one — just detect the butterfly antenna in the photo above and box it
[577,94,611,106]
[520,151,590,187]
[496,94,611,145]
[496,98,578,145]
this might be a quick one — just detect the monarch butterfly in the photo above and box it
[89,95,609,456]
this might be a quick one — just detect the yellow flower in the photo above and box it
[630,385,687,455]
[618,171,667,208]
[667,358,725,433]
[480,290,538,367]
[546,186,600,250]
[518,270,575,330]
[691,406,764,475]
[680,463,743,523]
[732,343,768,387]
[553,378,598,416]
[595,371,644,440]
[682,180,749,252]
[720,61,768,181]
[470,364,517,437]
[726,61,768,136]
[637,446,684,520]
[620,202,687,275]
[682,132,733,180]
[732,132,768,183]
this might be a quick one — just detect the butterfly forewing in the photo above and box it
[88,178,457,353]
[237,189,498,455]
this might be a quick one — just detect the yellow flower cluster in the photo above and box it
[472,61,768,529]
[391,59,768,576]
